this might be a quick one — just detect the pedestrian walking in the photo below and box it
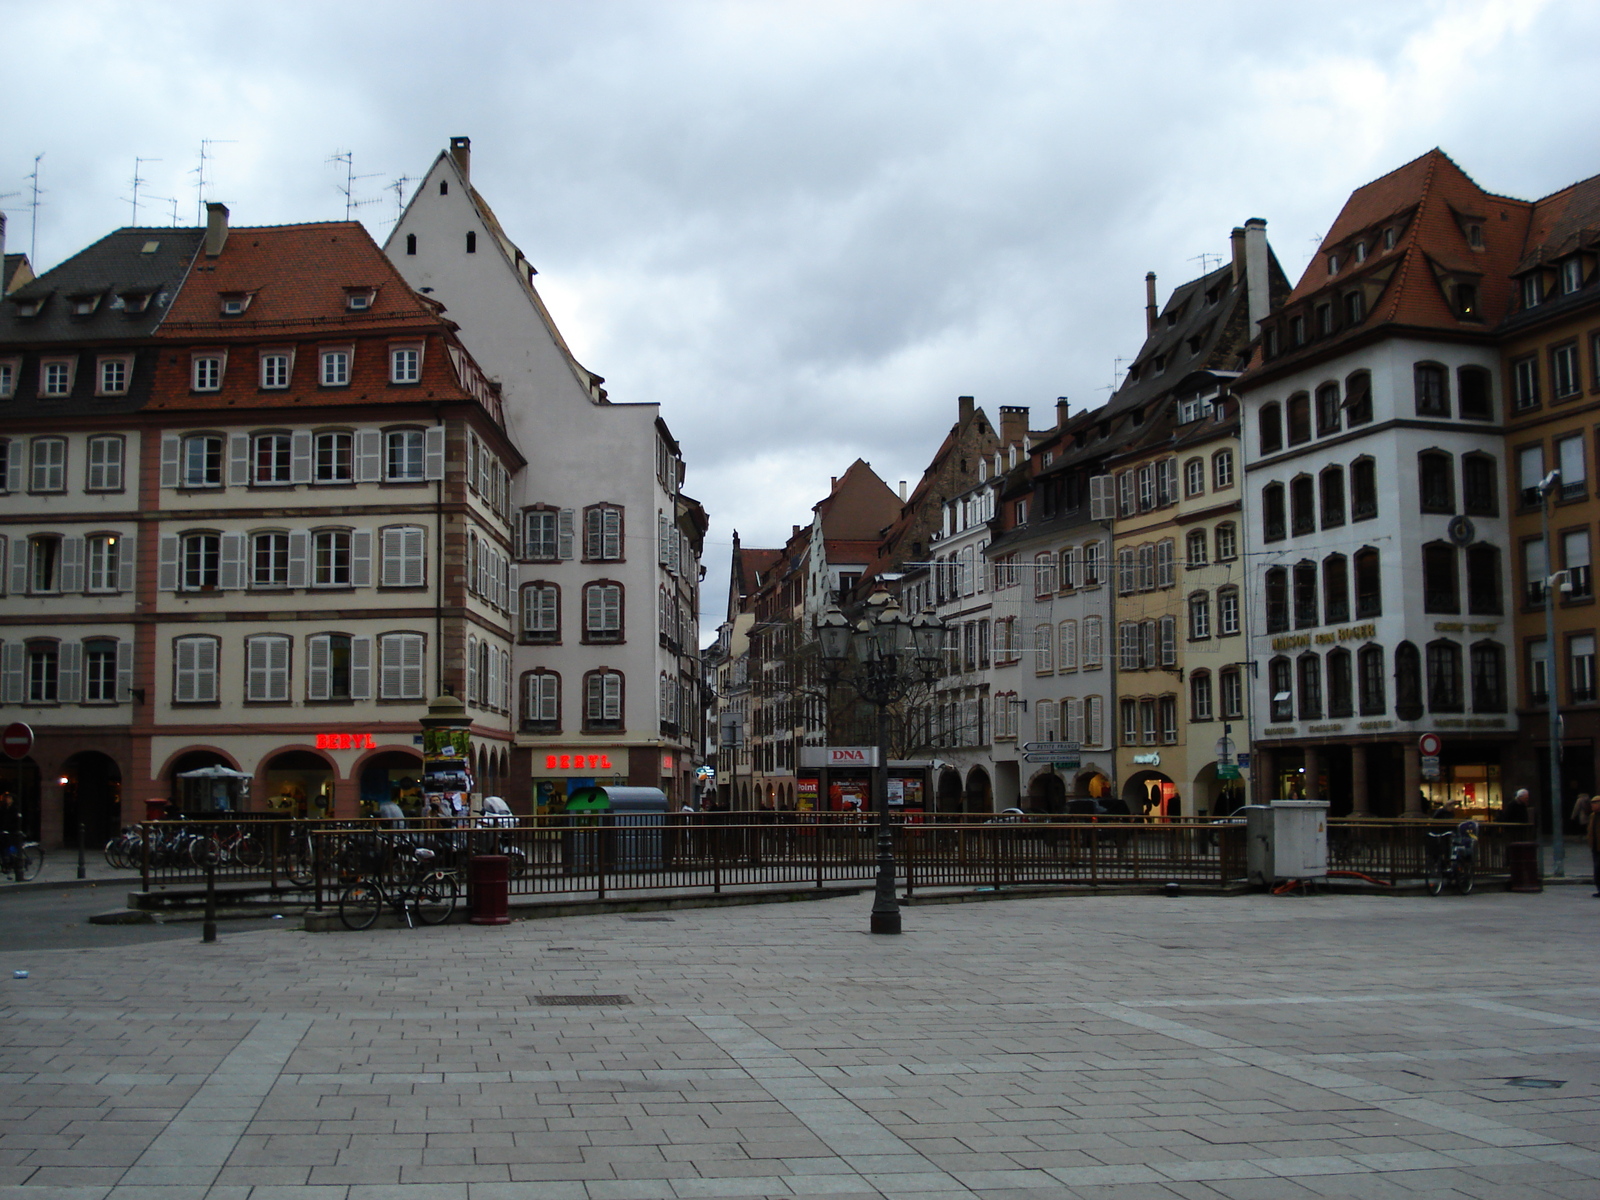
[1587,795,1600,897]
[0,791,22,881]
[1503,788,1531,824]
[1569,792,1592,828]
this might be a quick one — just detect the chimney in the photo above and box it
[1230,226,1247,285]
[1056,396,1069,429]
[1243,218,1270,332]
[792,525,800,538]
[449,136,472,181]
[958,394,974,425]
[1145,272,1158,334]
[999,405,1030,451]
[204,203,229,258]
[830,476,838,491]
[898,480,907,502]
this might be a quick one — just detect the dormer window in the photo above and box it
[219,292,254,316]
[1523,275,1543,309]
[120,291,152,314]
[1153,354,1166,373]
[1383,227,1397,250]
[1204,286,1219,305]
[1467,224,1484,248]
[343,288,378,312]
[1289,315,1306,347]
[1561,258,1584,295]
[1263,326,1280,358]
[1354,242,1367,263]
[1328,253,1340,275]
[15,297,44,319]
[70,293,102,316]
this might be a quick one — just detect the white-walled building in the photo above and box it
[385,138,706,808]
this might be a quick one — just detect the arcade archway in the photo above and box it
[61,750,122,847]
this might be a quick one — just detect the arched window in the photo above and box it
[1395,641,1423,719]
[1322,554,1349,624]
[1297,653,1323,720]
[1293,561,1319,628]
[1458,365,1493,420]
[1320,465,1346,529]
[1286,393,1312,445]
[1315,382,1341,435]
[1188,591,1211,640]
[1186,528,1208,566]
[1345,370,1373,425]
[1326,648,1353,717]
[1470,642,1505,712]
[1354,547,1382,617]
[1259,403,1283,455]
[583,581,624,643]
[1351,457,1378,520]
[1418,450,1455,513]
[1427,639,1463,712]
[1265,567,1289,633]
[1262,483,1286,542]
[1414,362,1449,416]
[583,669,624,731]
[1214,522,1237,561]
[1466,545,1502,615]
[1190,671,1213,722]
[1422,543,1459,613]
[1358,645,1386,715]
[1290,474,1316,535]
[1184,457,1206,497]
[1269,656,1293,720]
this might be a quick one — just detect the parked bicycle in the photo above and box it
[1424,819,1478,896]
[2,840,43,881]
[337,840,458,930]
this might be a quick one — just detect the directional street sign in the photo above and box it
[1022,753,1080,765]
[1,722,33,760]
[1020,741,1081,755]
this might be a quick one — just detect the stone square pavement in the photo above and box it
[2,885,1598,1200]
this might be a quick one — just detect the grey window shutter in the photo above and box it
[424,426,445,480]
[160,434,181,488]
[228,434,250,486]
[350,530,372,587]
[7,539,23,596]
[0,642,22,703]
[60,536,85,593]
[350,635,372,700]
[220,532,245,591]
[5,440,22,490]
[558,508,575,559]
[507,561,517,598]
[117,533,135,593]
[356,429,382,482]
[659,513,670,565]
[158,535,180,592]
[116,640,134,702]
[307,634,330,700]
[291,431,313,484]
[58,641,83,704]
[288,530,309,588]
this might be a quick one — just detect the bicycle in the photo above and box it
[1424,819,1478,896]
[1,840,44,882]
[337,841,458,930]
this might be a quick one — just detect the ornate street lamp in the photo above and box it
[815,590,945,934]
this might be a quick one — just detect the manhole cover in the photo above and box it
[1505,1077,1565,1089]
[536,995,632,1006]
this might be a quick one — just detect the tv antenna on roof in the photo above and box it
[146,196,178,227]
[328,151,382,221]
[24,153,45,264]
[1101,355,1130,393]
[191,139,237,224]
[386,175,413,228]
[1189,251,1222,274]
[124,157,162,225]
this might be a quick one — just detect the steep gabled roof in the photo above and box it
[1511,171,1600,275]
[813,459,902,542]
[0,227,204,343]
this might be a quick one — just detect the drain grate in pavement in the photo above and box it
[1505,1077,1565,1089]
[536,995,632,1006]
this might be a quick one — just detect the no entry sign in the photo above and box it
[1,722,33,760]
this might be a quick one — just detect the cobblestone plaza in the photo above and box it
[2,887,1598,1200]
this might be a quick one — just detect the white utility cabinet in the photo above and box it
[1243,800,1329,885]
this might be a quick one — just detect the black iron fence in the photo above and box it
[113,813,1536,901]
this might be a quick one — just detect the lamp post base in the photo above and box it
[870,905,902,935]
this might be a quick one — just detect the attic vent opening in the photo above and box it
[439,180,448,195]
[466,230,477,253]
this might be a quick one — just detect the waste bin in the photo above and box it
[1506,841,1542,893]
[467,854,509,925]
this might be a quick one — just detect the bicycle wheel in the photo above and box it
[338,882,384,931]
[189,836,220,868]
[285,838,315,887]
[1424,852,1444,896]
[234,834,265,868]
[411,872,457,926]
[1454,859,1474,896]
[104,835,130,870]
[17,844,43,881]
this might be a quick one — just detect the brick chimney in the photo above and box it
[958,395,975,425]
[450,136,472,182]
[999,405,1030,450]
[1231,226,1247,285]
[1056,396,1070,429]
[1145,272,1158,334]
[204,203,229,258]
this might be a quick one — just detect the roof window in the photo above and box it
[219,292,254,316]
[1328,253,1340,275]
[15,297,44,318]
[70,292,102,316]
[121,292,152,314]
[344,287,378,312]
[141,241,160,254]
[1354,242,1367,263]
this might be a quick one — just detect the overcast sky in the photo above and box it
[6,0,1599,639]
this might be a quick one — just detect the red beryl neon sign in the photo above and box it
[546,754,613,771]
[315,733,378,750]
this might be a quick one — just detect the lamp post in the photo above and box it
[816,590,944,934]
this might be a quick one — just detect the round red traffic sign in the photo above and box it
[1418,732,1442,757]
[1,722,33,760]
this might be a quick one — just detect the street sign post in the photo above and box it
[1,723,32,760]
[1023,753,1080,764]
[1420,754,1441,780]
[1418,732,1441,757]
[1020,741,1081,755]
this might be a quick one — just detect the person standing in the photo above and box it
[0,791,21,880]
[1587,795,1600,897]
[1504,788,1532,824]
[1569,792,1592,829]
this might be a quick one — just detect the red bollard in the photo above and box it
[468,854,510,925]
